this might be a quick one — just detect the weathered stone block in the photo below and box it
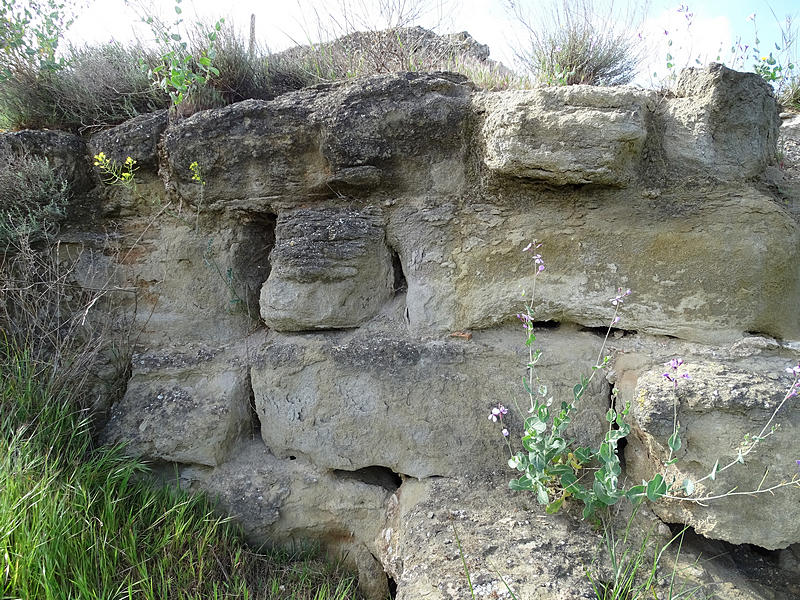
[250,325,610,478]
[661,63,780,179]
[480,85,650,186]
[163,97,325,205]
[112,220,269,347]
[102,348,251,466]
[622,358,800,549]
[388,187,800,344]
[260,206,394,330]
[89,110,168,172]
[182,441,391,600]
[162,72,472,207]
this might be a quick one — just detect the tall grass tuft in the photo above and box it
[506,0,646,86]
[0,343,361,599]
[780,77,800,111]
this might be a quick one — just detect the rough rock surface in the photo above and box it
[177,440,392,600]
[15,61,800,599]
[88,110,168,172]
[110,219,271,346]
[251,322,611,478]
[163,72,473,206]
[379,475,799,599]
[479,86,651,186]
[102,344,252,467]
[274,26,493,71]
[620,357,800,549]
[260,206,394,330]
[663,63,780,179]
[387,188,800,343]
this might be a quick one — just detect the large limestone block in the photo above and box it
[260,206,394,330]
[102,346,252,466]
[379,476,790,600]
[250,324,610,478]
[114,219,270,346]
[162,73,472,207]
[388,187,800,344]
[89,110,168,173]
[479,85,651,186]
[621,358,800,549]
[312,71,472,195]
[181,440,391,600]
[662,63,780,179]
[163,97,324,205]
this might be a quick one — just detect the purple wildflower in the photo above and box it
[502,428,509,437]
[516,313,534,331]
[663,357,690,388]
[522,242,545,273]
[489,403,508,423]
[610,287,632,306]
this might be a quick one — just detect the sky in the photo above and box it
[63,0,799,87]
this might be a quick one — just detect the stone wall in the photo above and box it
[4,63,800,599]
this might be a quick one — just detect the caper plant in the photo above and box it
[137,0,224,107]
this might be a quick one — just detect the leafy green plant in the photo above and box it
[0,0,82,81]
[138,0,224,108]
[745,10,797,98]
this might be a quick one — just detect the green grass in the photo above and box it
[0,343,361,600]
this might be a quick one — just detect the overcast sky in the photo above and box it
[63,0,799,87]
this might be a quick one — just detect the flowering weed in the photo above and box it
[499,242,800,520]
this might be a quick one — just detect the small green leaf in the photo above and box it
[668,430,681,452]
[174,5,182,13]
[683,478,695,495]
[509,477,534,491]
[170,33,181,41]
[646,474,667,501]
[605,409,615,422]
[599,443,612,462]
[545,497,564,514]
[626,484,646,504]
[574,447,592,463]
[536,486,549,505]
